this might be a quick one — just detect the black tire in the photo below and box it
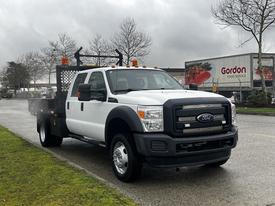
[51,136,63,147]
[110,133,142,182]
[39,121,63,147]
[205,158,229,167]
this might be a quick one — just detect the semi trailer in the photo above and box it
[185,53,275,100]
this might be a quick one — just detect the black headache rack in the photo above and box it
[56,47,123,96]
[74,46,123,67]
[37,47,123,137]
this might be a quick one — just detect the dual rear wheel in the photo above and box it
[39,121,63,147]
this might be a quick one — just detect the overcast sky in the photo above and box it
[1,0,275,69]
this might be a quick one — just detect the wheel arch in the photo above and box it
[105,106,143,149]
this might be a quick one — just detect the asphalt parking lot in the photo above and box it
[0,99,275,206]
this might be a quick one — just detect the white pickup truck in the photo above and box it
[36,51,238,182]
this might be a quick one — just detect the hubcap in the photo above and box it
[40,125,46,142]
[113,141,128,175]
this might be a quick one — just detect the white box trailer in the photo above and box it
[185,53,275,98]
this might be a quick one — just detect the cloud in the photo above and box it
[0,0,274,69]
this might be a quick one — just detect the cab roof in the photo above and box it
[77,66,163,73]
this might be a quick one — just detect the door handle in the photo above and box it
[67,102,70,110]
[81,102,84,111]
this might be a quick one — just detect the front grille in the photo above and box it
[175,103,230,136]
[163,97,232,137]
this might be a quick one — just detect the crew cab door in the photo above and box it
[78,71,115,141]
[66,72,88,135]
[66,71,116,141]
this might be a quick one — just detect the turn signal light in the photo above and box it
[138,111,145,119]
[131,58,138,67]
[61,55,69,65]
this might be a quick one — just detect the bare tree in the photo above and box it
[21,51,46,90]
[212,0,275,103]
[87,34,113,66]
[40,47,58,85]
[49,33,78,64]
[111,17,152,65]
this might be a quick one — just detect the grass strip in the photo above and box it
[0,126,137,206]
[237,107,275,116]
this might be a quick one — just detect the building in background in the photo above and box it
[161,68,185,85]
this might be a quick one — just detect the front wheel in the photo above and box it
[111,133,142,182]
[39,121,63,147]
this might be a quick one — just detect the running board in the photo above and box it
[69,133,106,147]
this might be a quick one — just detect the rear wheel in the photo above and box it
[111,133,142,182]
[39,121,63,147]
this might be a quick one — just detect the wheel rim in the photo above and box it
[40,125,46,142]
[113,141,128,175]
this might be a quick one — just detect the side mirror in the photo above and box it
[91,89,107,102]
[78,84,91,101]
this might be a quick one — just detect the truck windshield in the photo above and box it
[106,69,183,94]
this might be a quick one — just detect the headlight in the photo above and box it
[137,106,163,132]
[231,103,237,125]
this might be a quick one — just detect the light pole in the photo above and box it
[237,77,242,104]
[49,48,57,86]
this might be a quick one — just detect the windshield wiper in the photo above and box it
[149,87,175,90]
[113,88,149,94]
[113,88,138,94]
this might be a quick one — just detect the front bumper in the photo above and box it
[133,126,238,167]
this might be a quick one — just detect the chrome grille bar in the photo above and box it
[183,104,222,109]
[182,126,223,135]
[178,114,225,123]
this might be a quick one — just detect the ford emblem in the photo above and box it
[196,113,214,123]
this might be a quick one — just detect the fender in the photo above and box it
[105,106,144,142]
